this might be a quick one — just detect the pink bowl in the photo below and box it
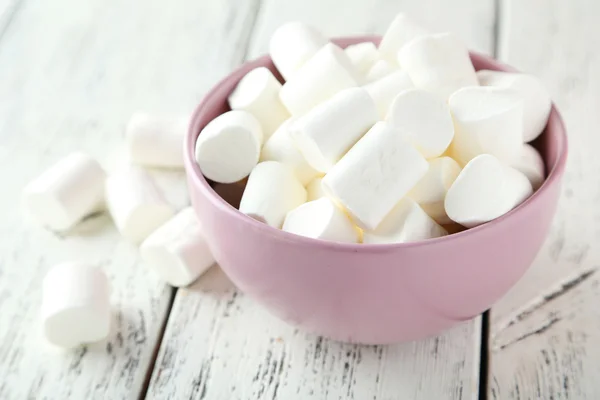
[184,36,568,344]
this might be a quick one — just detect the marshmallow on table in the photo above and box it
[228,67,290,139]
[345,42,380,75]
[290,87,378,173]
[365,59,396,82]
[283,197,359,243]
[279,43,361,116]
[141,207,214,287]
[269,21,328,80]
[387,89,454,159]
[363,70,414,119]
[445,154,533,228]
[260,119,319,185]
[105,168,174,243]
[477,70,552,142]
[379,13,428,64]
[22,152,106,231]
[511,144,545,190]
[398,33,478,99]
[41,262,110,348]
[449,86,524,165]
[306,176,325,201]
[195,110,263,184]
[239,161,307,228]
[322,122,428,230]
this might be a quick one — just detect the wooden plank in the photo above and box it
[0,0,260,398]
[490,0,600,398]
[148,1,495,399]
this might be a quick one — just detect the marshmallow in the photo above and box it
[387,89,454,158]
[228,67,290,139]
[283,197,359,243]
[125,113,188,168]
[408,157,462,224]
[141,207,214,287]
[365,59,396,82]
[322,122,428,230]
[477,70,552,142]
[363,70,414,119]
[398,33,478,99]
[41,262,110,348]
[511,144,545,190]
[260,119,319,185]
[363,198,447,244]
[105,168,174,243]
[344,42,380,75]
[449,86,524,165]
[445,154,533,228]
[290,87,378,173]
[195,110,263,184]
[379,13,428,64]
[269,22,328,80]
[239,161,307,228]
[22,152,106,231]
[279,43,361,116]
[306,176,325,201]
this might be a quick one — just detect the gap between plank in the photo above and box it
[478,311,491,400]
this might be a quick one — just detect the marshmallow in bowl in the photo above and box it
[379,13,428,65]
[363,70,414,119]
[306,176,326,201]
[195,110,263,184]
[445,154,533,228]
[511,144,545,190]
[365,59,396,82]
[322,122,428,230]
[344,42,380,75]
[228,67,290,139]
[239,161,307,228]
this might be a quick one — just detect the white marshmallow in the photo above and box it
[290,87,378,173]
[195,110,263,184]
[260,119,319,185]
[363,70,414,119]
[141,207,214,287]
[105,168,174,243]
[379,13,428,64]
[322,122,428,230]
[41,262,110,348]
[279,43,361,116]
[477,70,552,142]
[125,113,188,168]
[449,86,524,165]
[445,154,533,228]
[408,157,462,224]
[228,67,290,139]
[283,197,359,243]
[306,176,326,201]
[363,198,447,244]
[269,22,328,80]
[511,144,545,190]
[22,152,106,231]
[239,161,307,228]
[365,59,396,82]
[387,89,454,158]
[398,33,478,99]
[344,42,380,75]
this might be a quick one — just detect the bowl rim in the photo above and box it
[184,35,568,252]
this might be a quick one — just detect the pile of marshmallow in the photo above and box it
[195,14,550,244]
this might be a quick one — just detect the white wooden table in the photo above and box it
[0,0,598,398]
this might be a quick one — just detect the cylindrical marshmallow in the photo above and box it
[260,119,319,185]
[363,198,447,244]
[378,13,428,64]
[407,157,462,224]
[279,43,361,116]
[22,152,106,231]
[365,59,396,82]
[398,33,478,99]
[41,262,110,348]
[290,87,378,173]
[195,110,263,184]
[282,197,359,243]
[387,89,454,158]
[449,86,524,165]
[344,42,380,75]
[322,122,428,230]
[141,207,214,287]
[227,67,290,139]
[477,70,552,143]
[363,70,414,119]
[445,154,533,228]
[239,161,307,228]
[125,113,188,168]
[269,22,328,80]
[511,144,545,190]
[105,168,174,243]
[306,176,325,201]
